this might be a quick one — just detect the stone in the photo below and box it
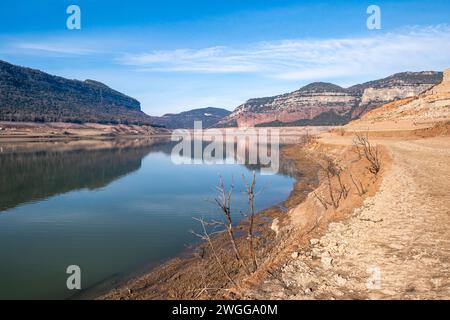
[334,274,347,286]
[321,256,333,269]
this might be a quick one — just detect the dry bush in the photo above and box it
[353,132,381,175]
[193,173,262,281]
[314,156,350,210]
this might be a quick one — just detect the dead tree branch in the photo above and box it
[353,133,381,175]
[243,171,258,272]
[214,176,251,275]
[350,172,367,196]
[191,217,236,285]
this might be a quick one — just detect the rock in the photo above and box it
[310,238,320,245]
[321,256,333,269]
[271,218,280,236]
[304,288,313,295]
[311,248,322,258]
[291,251,299,259]
[333,274,347,286]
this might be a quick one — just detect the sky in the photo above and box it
[0,0,449,116]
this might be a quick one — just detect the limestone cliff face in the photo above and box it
[229,83,359,127]
[349,71,443,118]
[354,68,450,124]
[220,72,443,128]
[426,68,450,95]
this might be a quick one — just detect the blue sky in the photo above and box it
[0,0,449,115]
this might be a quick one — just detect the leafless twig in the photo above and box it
[353,133,381,176]
[243,171,258,272]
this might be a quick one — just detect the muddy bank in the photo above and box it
[99,141,322,300]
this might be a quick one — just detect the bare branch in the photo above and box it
[350,172,367,196]
[353,132,381,176]
[242,171,258,271]
[191,217,236,285]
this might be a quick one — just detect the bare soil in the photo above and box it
[242,127,450,300]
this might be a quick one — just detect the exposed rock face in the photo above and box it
[227,83,358,127]
[426,68,450,95]
[219,72,443,127]
[348,71,443,118]
[445,69,450,82]
[352,68,450,125]
[0,60,160,125]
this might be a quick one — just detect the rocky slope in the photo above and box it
[349,68,450,128]
[0,60,160,126]
[157,107,231,129]
[219,72,443,127]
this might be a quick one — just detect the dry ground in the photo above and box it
[245,134,450,299]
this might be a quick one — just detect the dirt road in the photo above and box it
[248,136,450,299]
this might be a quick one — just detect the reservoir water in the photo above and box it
[0,138,295,299]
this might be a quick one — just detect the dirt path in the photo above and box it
[248,136,450,299]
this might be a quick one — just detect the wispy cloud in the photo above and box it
[119,25,450,80]
[15,43,98,56]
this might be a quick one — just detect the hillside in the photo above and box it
[243,68,450,300]
[158,107,231,129]
[348,68,450,132]
[0,60,160,126]
[218,71,443,127]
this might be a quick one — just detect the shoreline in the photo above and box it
[100,120,450,300]
[99,140,322,300]
[242,121,450,299]
[0,121,172,142]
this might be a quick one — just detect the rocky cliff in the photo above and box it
[0,60,160,125]
[219,72,443,127]
[352,68,450,125]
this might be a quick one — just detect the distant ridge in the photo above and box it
[0,60,160,126]
[157,107,231,129]
[218,71,443,127]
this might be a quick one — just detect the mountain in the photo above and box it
[0,60,160,126]
[218,72,443,127]
[157,107,231,129]
[349,68,450,129]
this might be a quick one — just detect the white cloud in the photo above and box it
[119,25,450,80]
[15,43,98,55]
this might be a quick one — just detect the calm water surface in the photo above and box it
[0,139,296,299]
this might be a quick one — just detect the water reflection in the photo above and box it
[0,139,171,211]
[0,137,297,299]
[0,138,300,212]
